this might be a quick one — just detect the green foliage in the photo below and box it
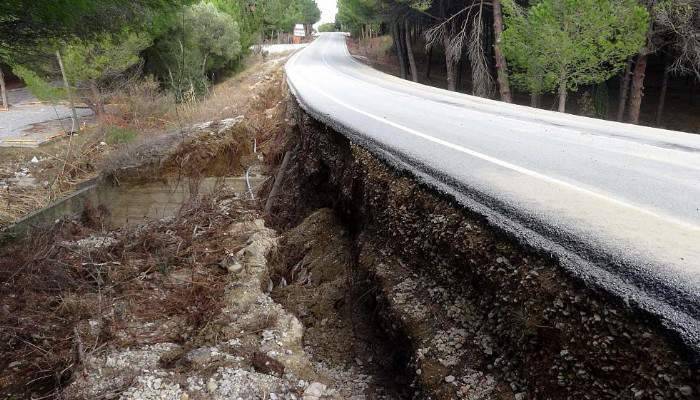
[337,0,379,36]
[262,0,320,36]
[62,32,152,84]
[295,0,321,25]
[12,65,65,103]
[502,0,649,99]
[153,1,242,100]
[104,126,139,144]
[318,22,340,32]
[0,0,190,61]
[210,0,261,49]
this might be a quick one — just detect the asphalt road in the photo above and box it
[286,33,700,352]
[0,87,93,144]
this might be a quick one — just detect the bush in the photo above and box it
[152,1,242,101]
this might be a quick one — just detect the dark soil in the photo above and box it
[264,98,699,399]
[270,208,414,399]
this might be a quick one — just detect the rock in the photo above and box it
[228,261,244,274]
[207,378,218,393]
[252,351,285,376]
[303,382,327,399]
[30,156,39,163]
[679,386,693,396]
[445,375,456,383]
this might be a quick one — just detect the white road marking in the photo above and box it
[287,38,700,232]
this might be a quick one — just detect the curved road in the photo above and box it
[286,33,700,353]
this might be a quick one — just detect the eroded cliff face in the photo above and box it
[265,98,699,399]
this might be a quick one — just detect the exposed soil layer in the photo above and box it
[270,208,414,399]
[0,59,416,400]
[265,98,699,399]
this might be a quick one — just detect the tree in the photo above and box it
[502,0,648,112]
[424,0,496,95]
[653,0,700,125]
[318,22,340,32]
[0,67,8,111]
[625,0,700,124]
[337,0,379,38]
[152,1,242,100]
[62,32,152,114]
[0,0,188,62]
[295,0,322,35]
[492,0,512,102]
[211,0,263,49]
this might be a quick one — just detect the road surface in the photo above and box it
[0,87,93,146]
[286,33,700,353]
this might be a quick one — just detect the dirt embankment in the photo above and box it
[263,98,699,399]
[0,55,413,400]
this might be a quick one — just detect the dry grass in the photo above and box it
[0,190,253,398]
[0,134,105,226]
[0,53,290,229]
[0,53,292,397]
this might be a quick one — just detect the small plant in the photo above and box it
[104,125,138,145]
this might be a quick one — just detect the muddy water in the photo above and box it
[101,176,266,228]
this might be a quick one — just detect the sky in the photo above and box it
[314,0,338,27]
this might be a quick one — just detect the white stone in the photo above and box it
[303,382,327,399]
[207,378,218,393]
[679,386,693,396]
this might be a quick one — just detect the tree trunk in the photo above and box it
[0,67,8,111]
[89,80,105,115]
[627,53,648,124]
[530,93,540,108]
[404,20,418,82]
[56,50,79,133]
[444,35,457,91]
[558,80,567,113]
[457,54,464,90]
[617,58,633,121]
[656,63,670,126]
[492,0,512,103]
[393,22,408,79]
[425,47,433,79]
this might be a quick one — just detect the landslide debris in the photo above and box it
[270,208,414,399]
[262,100,700,399]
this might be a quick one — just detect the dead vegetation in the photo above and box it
[0,54,289,230]
[0,52,296,398]
[0,189,255,398]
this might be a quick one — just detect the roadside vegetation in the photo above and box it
[337,0,700,131]
[0,0,320,228]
